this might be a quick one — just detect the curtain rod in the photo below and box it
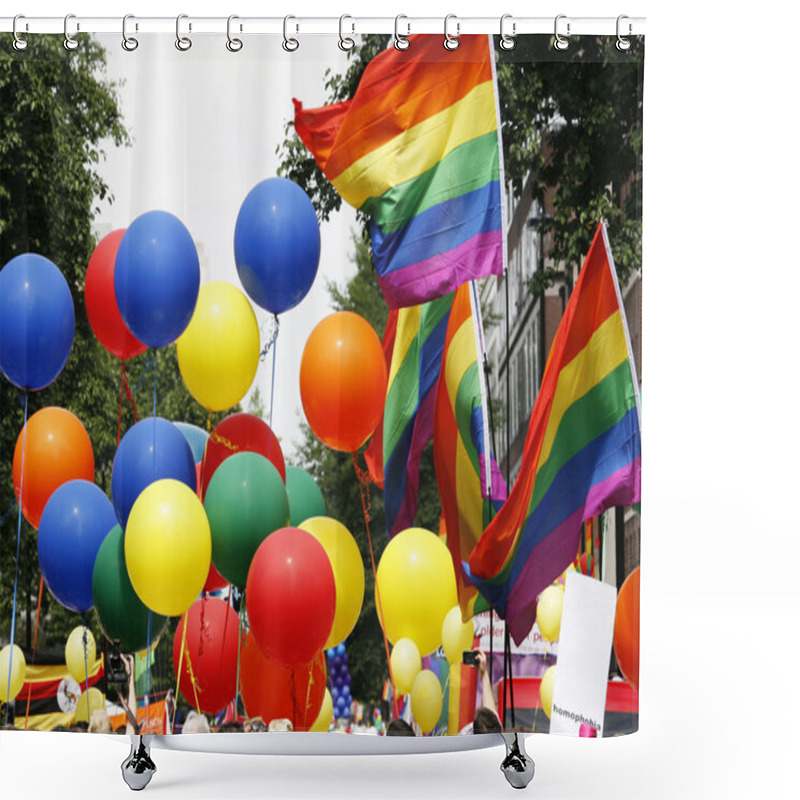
[0,15,646,37]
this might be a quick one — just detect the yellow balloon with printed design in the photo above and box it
[441,605,475,664]
[125,479,212,617]
[74,686,105,723]
[299,516,365,648]
[375,527,458,656]
[0,644,26,702]
[65,626,96,684]
[536,585,565,643]
[390,638,421,695]
[410,669,443,734]
[177,281,260,411]
[310,688,333,732]
[540,665,557,719]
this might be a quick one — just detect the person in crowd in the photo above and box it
[182,710,211,733]
[267,718,293,732]
[88,708,112,734]
[243,716,267,732]
[120,653,139,735]
[218,720,243,732]
[459,650,502,734]
[386,719,415,736]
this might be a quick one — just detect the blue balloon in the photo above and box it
[334,675,344,690]
[0,253,75,390]
[38,480,117,612]
[234,178,320,314]
[173,421,209,463]
[111,416,197,527]
[336,643,346,657]
[114,211,200,347]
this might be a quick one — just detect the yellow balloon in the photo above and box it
[65,626,96,684]
[540,665,557,719]
[441,606,475,664]
[299,516,365,648]
[177,281,260,411]
[125,479,212,617]
[375,527,458,656]
[74,687,105,723]
[310,688,333,732]
[0,644,26,702]
[410,669,443,734]
[390,638,421,695]
[536,585,565,642]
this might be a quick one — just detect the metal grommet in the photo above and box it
[554,14,570,51]
[283,15,299,52]
[394,15,410,51]
[176,14,192,51]
[338,14,355,51]
[12,15,28,51]
[122,14,138,51]
[499,13,516,50]
[64,14,79,51]
[444,13,460,51]
[226,15,243,52]
[616,15,632,51]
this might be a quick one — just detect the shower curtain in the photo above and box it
[0,22,643,743]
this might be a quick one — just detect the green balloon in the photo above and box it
[92,525,168,653]
[285,466,326,527]
[204,452,290,587]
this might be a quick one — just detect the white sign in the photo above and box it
[474,611,558,657]
[549,571,617,737]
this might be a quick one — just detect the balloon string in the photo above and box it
[208,432,239,452]
[82,618,91,720]
[152,349,158,419]
[258,313,280,362]
[269,327,277,431]
[23,575,45,730]
[146,611,152,729]
[5,390,28,726]
[350,453,398,720]
[116,360,141,444]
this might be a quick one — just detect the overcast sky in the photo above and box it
[93,33,358,459]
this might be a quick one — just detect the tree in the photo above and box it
[0,37,211,671]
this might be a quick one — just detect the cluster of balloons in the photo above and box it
[326,644,352,721]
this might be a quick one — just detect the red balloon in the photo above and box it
[239,632,326,731]
[200,413,285,499]
[203,561,228,593]
[13,407,95,529]
[299,311,387,452]
[173,596,240,715]
[613,566,640,691]
[84,229,148,360]
[246,527,335,668]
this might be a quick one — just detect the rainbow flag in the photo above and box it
[467,224,641,644]
[293,34,505,308]
[383,294,453,536]
[434,283,506,619]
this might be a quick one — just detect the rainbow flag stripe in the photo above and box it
[434,283,506,618]
[467,224,641,644]
[293,34,504,308]
[383,293,453,537]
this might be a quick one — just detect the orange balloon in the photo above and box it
[299,312,387,452]
[12,407,95,529]
[613,566,640,691]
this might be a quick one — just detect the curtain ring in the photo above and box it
[64,14,79,51]
[12,15,28,51]
[616,15,632,51]
[444,13,460,51]
[394,15,410,51]
[283,15,299,52]
[226,15,243,52]
[338,15,355,51]
[554,14,570,51]
[176,14,192,51]
[499,14,516,51]
[122,14,138,51]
